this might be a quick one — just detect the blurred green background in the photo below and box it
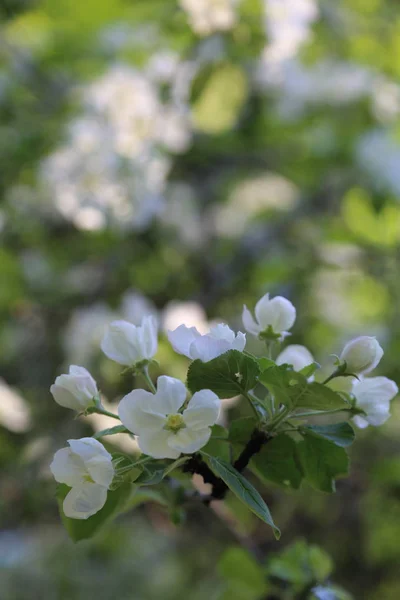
[1,0,400,598]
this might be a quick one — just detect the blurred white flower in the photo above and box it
[168,323,245,362]
[180,0,239,36]
[120,291,159,326]
[356,129,400,197]
[0,379,31,433]
[50,438,114,519]
[101,316,158,366]
[63,303,116,364]
[162,301,210,334]
[260,0,318,83]
[340,336,383,375]
[242,293,296,338]
[352,377,398,429]
[51,366,98,412]
[119,376,220,458]
[276,344,314,372]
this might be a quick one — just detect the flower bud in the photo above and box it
[101,316,158,366]
[50,365,98,412]
[276,345,314,373]
[352,376,398,428]
[340,336,383,375]
[242,293,296,339]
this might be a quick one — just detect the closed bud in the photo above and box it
[242,293,296,339]
[50,365,98,412]
[101,316,158,367]
[340,336,383,375]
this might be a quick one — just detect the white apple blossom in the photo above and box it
[118,376,220,458]
[50,438,114,519]
[352,377,398,429]
[340,336,383,375]
[168,323,246,362]
[101,316,158,366]
[276,344,314,372]
[50,366,98,412]
[242,293,296,339]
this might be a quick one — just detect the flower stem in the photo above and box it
[141,364,157,393]
[243,391,262,421]
[92,407,120,420]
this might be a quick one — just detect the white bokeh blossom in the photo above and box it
[50,438,114,519]
[242,293,296,339]
[50,366,98,412]
[101,316,158,366]
[352,377,398,429]
[180,0,239,36]
[168,323,246,362]
[118,376,220,458]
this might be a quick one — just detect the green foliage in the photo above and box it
[218,547,268,600]
[202,424,231,461]
[251,434,303,489]
[295,383,351,411]
[187,350,260,399]
[93,425,131,439]
[267,540,333,588]
[56,483,132,542]
[303,423,355,448]
[203,453,280,538]
[297,434,349,493]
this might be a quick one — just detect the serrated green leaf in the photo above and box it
[94,425,131,439]
[304,423,355,448]
[251,434,303,489]
[297,435,349,493]
[56,483,132,542]
[187,349,260,399]
[202,453,280,538]
[295,383,351,411]
[258,365,309,407]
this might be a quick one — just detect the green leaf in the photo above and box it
[297,435,349,493]
[304,423,355,448]
[229,417,258,444]
[93,425,131,439]
[203,454,280,538]
[299,362,320,378]
[251,434,303,489]
[125,488,169,510]
[56,483,132,542]
[295,383,351,411]
[218,547,268,600]
[257,357,276,371]
[202,424,231,461]
[135,457,188,485]
[266,540,332,587]
[187,349,260,399]
[258,365,308,407]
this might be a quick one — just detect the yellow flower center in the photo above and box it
[165,413,185,433]
[83,474,95,484]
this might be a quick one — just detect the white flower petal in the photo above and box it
[231,331,246,352]
[242,305,261,336]
[85,455,114,488]
[138,430,180,459]
[140,315,159,358]
[50,447,85,487]
[50,365,98,411]
[352,376,397,427]
[68,437,112,462]
[153,376,187,414]
[276,345,314,372]
[167,324,201,358]
[168,427,211,454]
[183,390,220,429]
[255,294,296,333]
[352,415,370,429]
[189,336,231,362]
[208,323,235,343]
[118,389,166,434]
[101,320,142,365]
[340,336,384,375]
[63,483,108,519]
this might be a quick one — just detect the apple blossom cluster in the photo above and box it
[50,292,398,538]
